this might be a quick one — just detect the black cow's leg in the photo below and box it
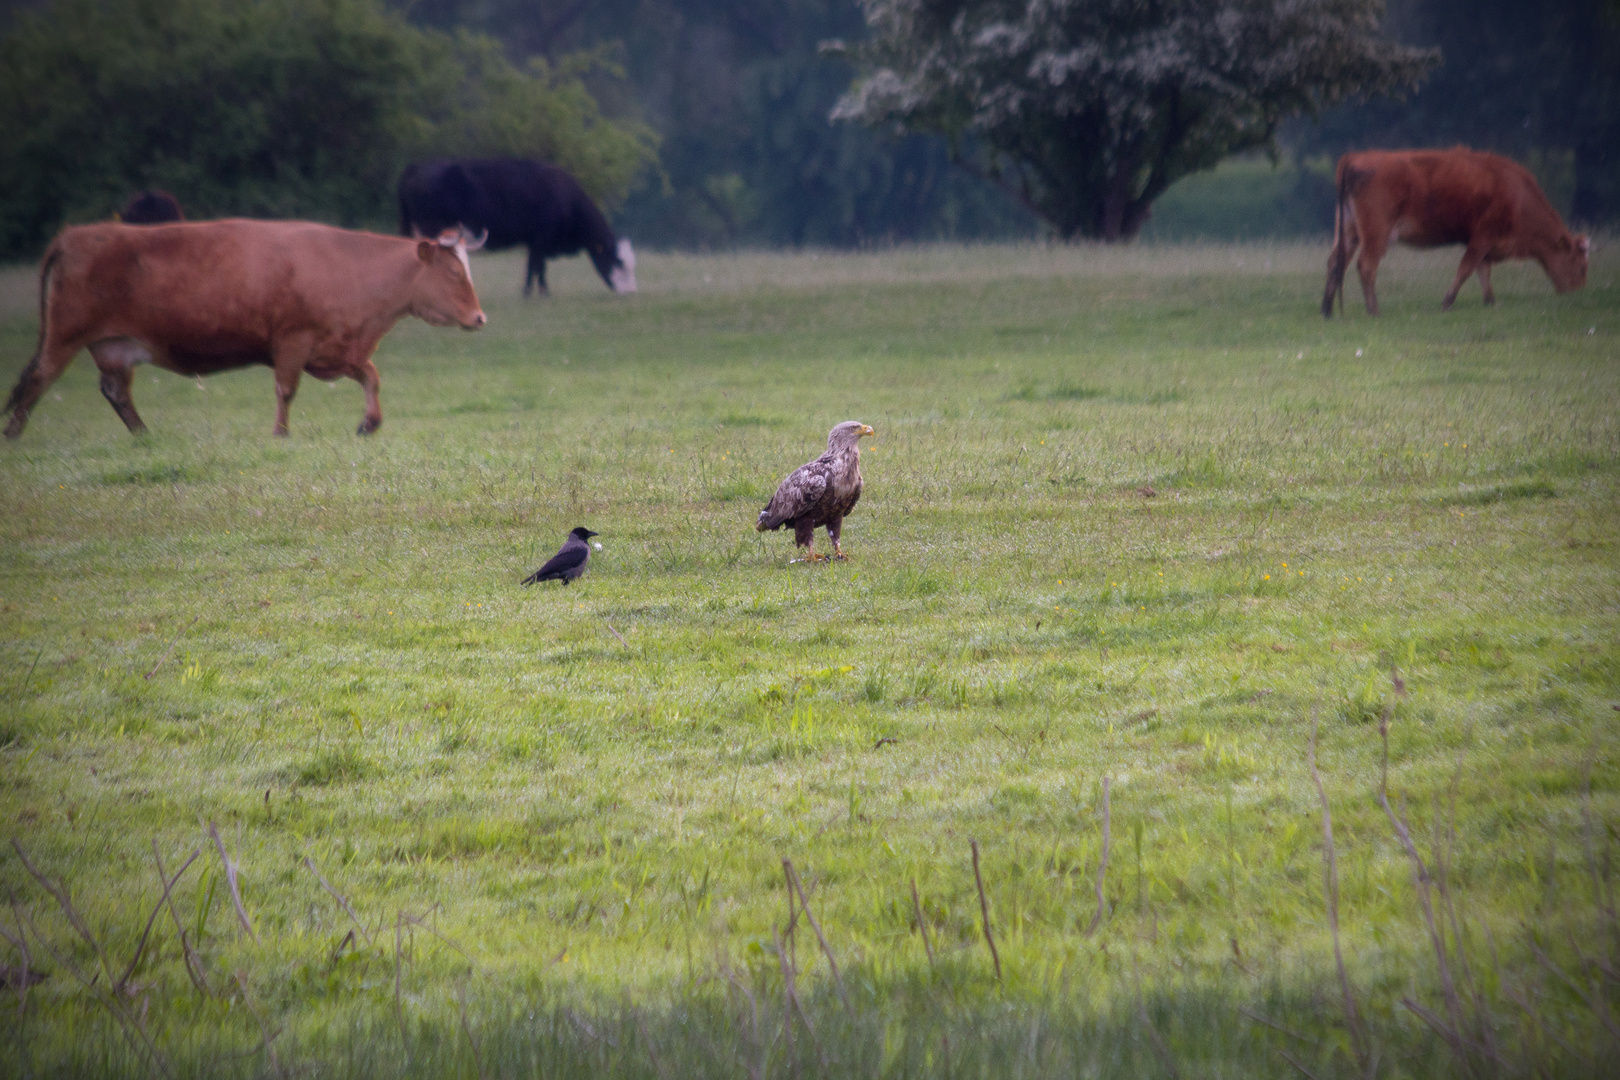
[89,339,150,434]
[526,248,548,297]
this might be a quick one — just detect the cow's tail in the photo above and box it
[1322,159,1355,319]
[4,241,63,421]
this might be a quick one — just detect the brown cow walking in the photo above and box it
[4,219,486,439]
[1322,148,1589,317]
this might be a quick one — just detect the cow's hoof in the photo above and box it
[357,419,380,436]
[3,417,23,440]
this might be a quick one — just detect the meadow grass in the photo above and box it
[1,240,1617,1078]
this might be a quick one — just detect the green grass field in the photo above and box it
[1,240,1618,1078]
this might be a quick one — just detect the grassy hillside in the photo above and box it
[1,240,1617,1078]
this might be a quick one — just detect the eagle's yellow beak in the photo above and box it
[860,425,875,437]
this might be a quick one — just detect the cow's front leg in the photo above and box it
[270,355,306,437]
[89,339,151,434]
[351,357,383,435]
[1478,262,1495,306]
[1443,241,1491,311]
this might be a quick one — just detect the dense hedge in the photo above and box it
[0,0,658,259]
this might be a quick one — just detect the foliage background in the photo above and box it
[0,0,1614,252]
[0,0,656,259]
[399,0,1619,246]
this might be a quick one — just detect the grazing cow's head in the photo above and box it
[1545,232,1590,294]
[609,238,637,294]
[412,231,486,330]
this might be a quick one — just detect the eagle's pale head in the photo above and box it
[828,420,875,450]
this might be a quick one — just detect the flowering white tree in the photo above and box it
[832,0,1436,240]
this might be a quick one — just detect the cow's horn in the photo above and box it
[462,227,488,252]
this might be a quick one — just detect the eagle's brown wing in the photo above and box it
[757,458,831,531]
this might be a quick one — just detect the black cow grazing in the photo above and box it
[119,190,184,224]
[398,159,636,297]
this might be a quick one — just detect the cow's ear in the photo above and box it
[416,239,436,264]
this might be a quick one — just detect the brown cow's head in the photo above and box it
[412,232,487,330]
[1544,232,1590,294]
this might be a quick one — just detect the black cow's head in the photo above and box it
[591,237,637,294]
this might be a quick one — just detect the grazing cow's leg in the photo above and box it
[270,351,308,437]
[1323,233,1360,319]
[1442,241,1492,311]
[1355,231,1388,316]
[351,357,383,435]
[525,247,548,297]
[1478,262,1496,306]
[89,338,152,434]
[4,339,80,439]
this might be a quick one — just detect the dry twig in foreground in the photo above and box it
[971,839,1001,980]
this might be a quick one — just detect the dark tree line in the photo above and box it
[1303,0,1620,226]
[0,0,1613,259]
[407,0,1618,245]
[0,0,655,259]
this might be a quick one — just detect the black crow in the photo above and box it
[523,527,599,586]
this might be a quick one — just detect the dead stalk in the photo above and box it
[782,860,851,1012]
[971,839,1001,981]
[234,971,283,1078]
[1379,787,1469,1061]
[303,855,373,944]
[394,911,408,1053]
[3,893,34,1016]
[118,849,198,993]
[1237,1006,1312,1044]
[1088,777,1112,936]
[1278,1049,1324,1080]
[774,927,797,1080]
[401,910,488,978]
[910,878,935,967]
[11,842,173,1079]
[143,615,199,679]
[152,842,209,997]
[206,821,258,943]
[455,982,485,1080]
[11,840,115,985]
[1533,944,1620,1045]
[1307,713,1372,1075]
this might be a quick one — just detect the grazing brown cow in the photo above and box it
[4,219,486,439]
[1322,148,1589,317]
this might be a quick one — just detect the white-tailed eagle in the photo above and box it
[756,421,873,561]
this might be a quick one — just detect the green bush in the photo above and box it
[0,0,657,259]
